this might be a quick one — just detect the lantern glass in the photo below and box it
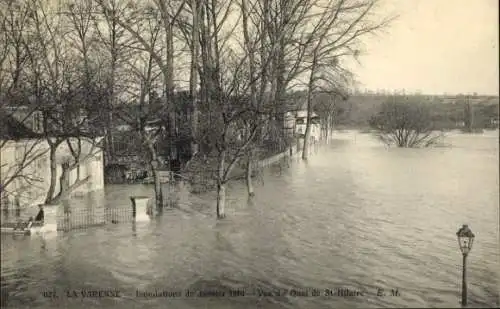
[456,225,475,255]
[458,236,471,254]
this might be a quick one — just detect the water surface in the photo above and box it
[1,130,499,308]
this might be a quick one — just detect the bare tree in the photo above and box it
[240,0,260,197]
[237,0,313,197]
[93,0,136,161]
[0,0,41,130]
[369,96,444,148]
[261,0,319,116]
[0,1,55,210]
[21,0,67,204]
[0,0,37,128]
[313,89,349,144]
[20,0,103,204]
[109,8,168,209]
[43,0,104,201]
[0,8,8,96]
[188,0,200,155]
[0,134,47,208]
[179,0,274,217]
[0,0,32,96]
[192,93,262,218]
[97,0,187,155]
[300,0,392,159]
[65,0,99,88]
[462,95,481,133]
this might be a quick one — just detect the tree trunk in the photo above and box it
[107,112,114,160]
[302,50,320,160]
[49,161,74,203]
[45,145,58,204]
[258,15,268,104]
[246,154,254,197]
[241,0,257,108]
[274,46,286,119]
[199,2,210,108]
[150,160,163,209]
[147,142,163,209]
[216,150,226,218]
[464,97,474,132]
[329,113,334,141]
[164,17,176,162]
[106,8,119,162]
[325,117,330,144]
[243,0,259,199]
[302,136,309,159]
[216,182,226,218]
[190,0,200,156]
[210,0,222,94]
[59,163,70,196]
[302,59,317,160]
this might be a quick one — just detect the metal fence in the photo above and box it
[1,205,136,231]
[1,208,23,223]
[57,207,134,231]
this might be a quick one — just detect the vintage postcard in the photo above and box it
[1,0,498,308]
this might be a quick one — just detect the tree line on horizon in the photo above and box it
[309,92,499,130]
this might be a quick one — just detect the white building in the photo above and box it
[1,112,105,211]
[294,110,321,142]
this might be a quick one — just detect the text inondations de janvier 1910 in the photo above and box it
[40,287,401,299]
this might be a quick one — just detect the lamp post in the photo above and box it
[456,224,475,306]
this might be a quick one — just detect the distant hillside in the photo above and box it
[308,93,499,129]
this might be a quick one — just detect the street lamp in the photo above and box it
[456,224,475,306]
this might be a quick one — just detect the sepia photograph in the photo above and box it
[0,0,498,308]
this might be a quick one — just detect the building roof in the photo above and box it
[0,113,42,140]
[295,110,319,118]
[1,107,103,140]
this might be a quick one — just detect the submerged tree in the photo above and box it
[460,95,485,133]
[369,96,444,148]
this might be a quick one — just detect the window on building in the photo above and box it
[35,157,45,179]
[33,111,43,133]
[15,144,23,161]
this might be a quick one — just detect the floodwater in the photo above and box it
[1,130,499,308]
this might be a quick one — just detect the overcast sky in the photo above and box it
[349,0,499,95]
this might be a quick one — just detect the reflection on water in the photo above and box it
[1,130,499,308]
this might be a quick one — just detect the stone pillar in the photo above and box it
[15,196,21,217]
[296,138,303,159]
[40,205,58,233]
[130,196,150,222]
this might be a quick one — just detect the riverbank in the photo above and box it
[0,143,304,230]
[226,144,304,181]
